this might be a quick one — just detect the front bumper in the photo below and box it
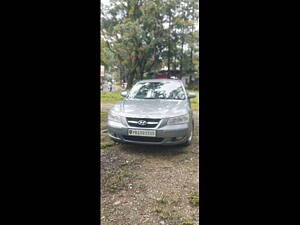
[107,120,191,145]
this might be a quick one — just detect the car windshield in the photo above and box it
[127,81,186,100]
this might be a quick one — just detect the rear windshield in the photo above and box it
[127,82,186,100]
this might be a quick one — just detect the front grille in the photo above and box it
[123,135,164,143]
[126,117,161,128]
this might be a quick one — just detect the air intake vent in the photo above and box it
[123,136,163,143]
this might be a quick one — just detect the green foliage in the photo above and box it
[100,39,108,67]
[101,140,115,149]
[101,111,108,122]
[101,0,199,88]
[181,220,194,225]
[188,191,199,206]
[101,135,115,149]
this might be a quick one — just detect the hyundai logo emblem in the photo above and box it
[137,120,147,126]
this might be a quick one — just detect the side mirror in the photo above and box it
[188,92,196,99]
[121,91,128,97]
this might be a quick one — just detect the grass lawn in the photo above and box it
[188,90,199,111]
[101,135,115,149]
[101,112,108,130]
[101,90,123,104]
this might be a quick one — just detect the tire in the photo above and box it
[183,123,194,146]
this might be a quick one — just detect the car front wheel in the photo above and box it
[183,124,194,146]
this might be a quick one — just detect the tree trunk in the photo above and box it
[167,9,171,74]
[140,73,143,80]
[126,68,137,90]
[180,38,184,74]
[190,7,195,71]
[191,48,193,69]
[127,72,134,90]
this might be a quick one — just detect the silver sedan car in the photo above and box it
[107,79,196,146]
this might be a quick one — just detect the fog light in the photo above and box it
[176,136,184,140]
[171,137,184,141]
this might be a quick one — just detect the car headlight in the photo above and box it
[108,111,121,123]
[167,114,189,125]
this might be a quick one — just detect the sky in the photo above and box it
[101,0,110,6]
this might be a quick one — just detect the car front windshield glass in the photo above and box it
[127,82,186,100]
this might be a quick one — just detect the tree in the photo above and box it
[100,39,108,67]
[102,0,167,88]
[101,0,199,88]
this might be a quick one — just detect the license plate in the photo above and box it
[128,129,156,137]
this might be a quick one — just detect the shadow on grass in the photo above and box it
[116,142,189,158]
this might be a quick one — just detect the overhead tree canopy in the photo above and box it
[101,0,199,89]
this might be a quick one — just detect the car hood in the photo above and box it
[111,99,189,118]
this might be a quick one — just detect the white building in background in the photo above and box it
[101,65,105,84]
[181,75,190,87]
[101,65,104,76]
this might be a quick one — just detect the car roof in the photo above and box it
[137,79,182,83]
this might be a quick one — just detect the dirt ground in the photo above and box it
[101,104,199,225]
